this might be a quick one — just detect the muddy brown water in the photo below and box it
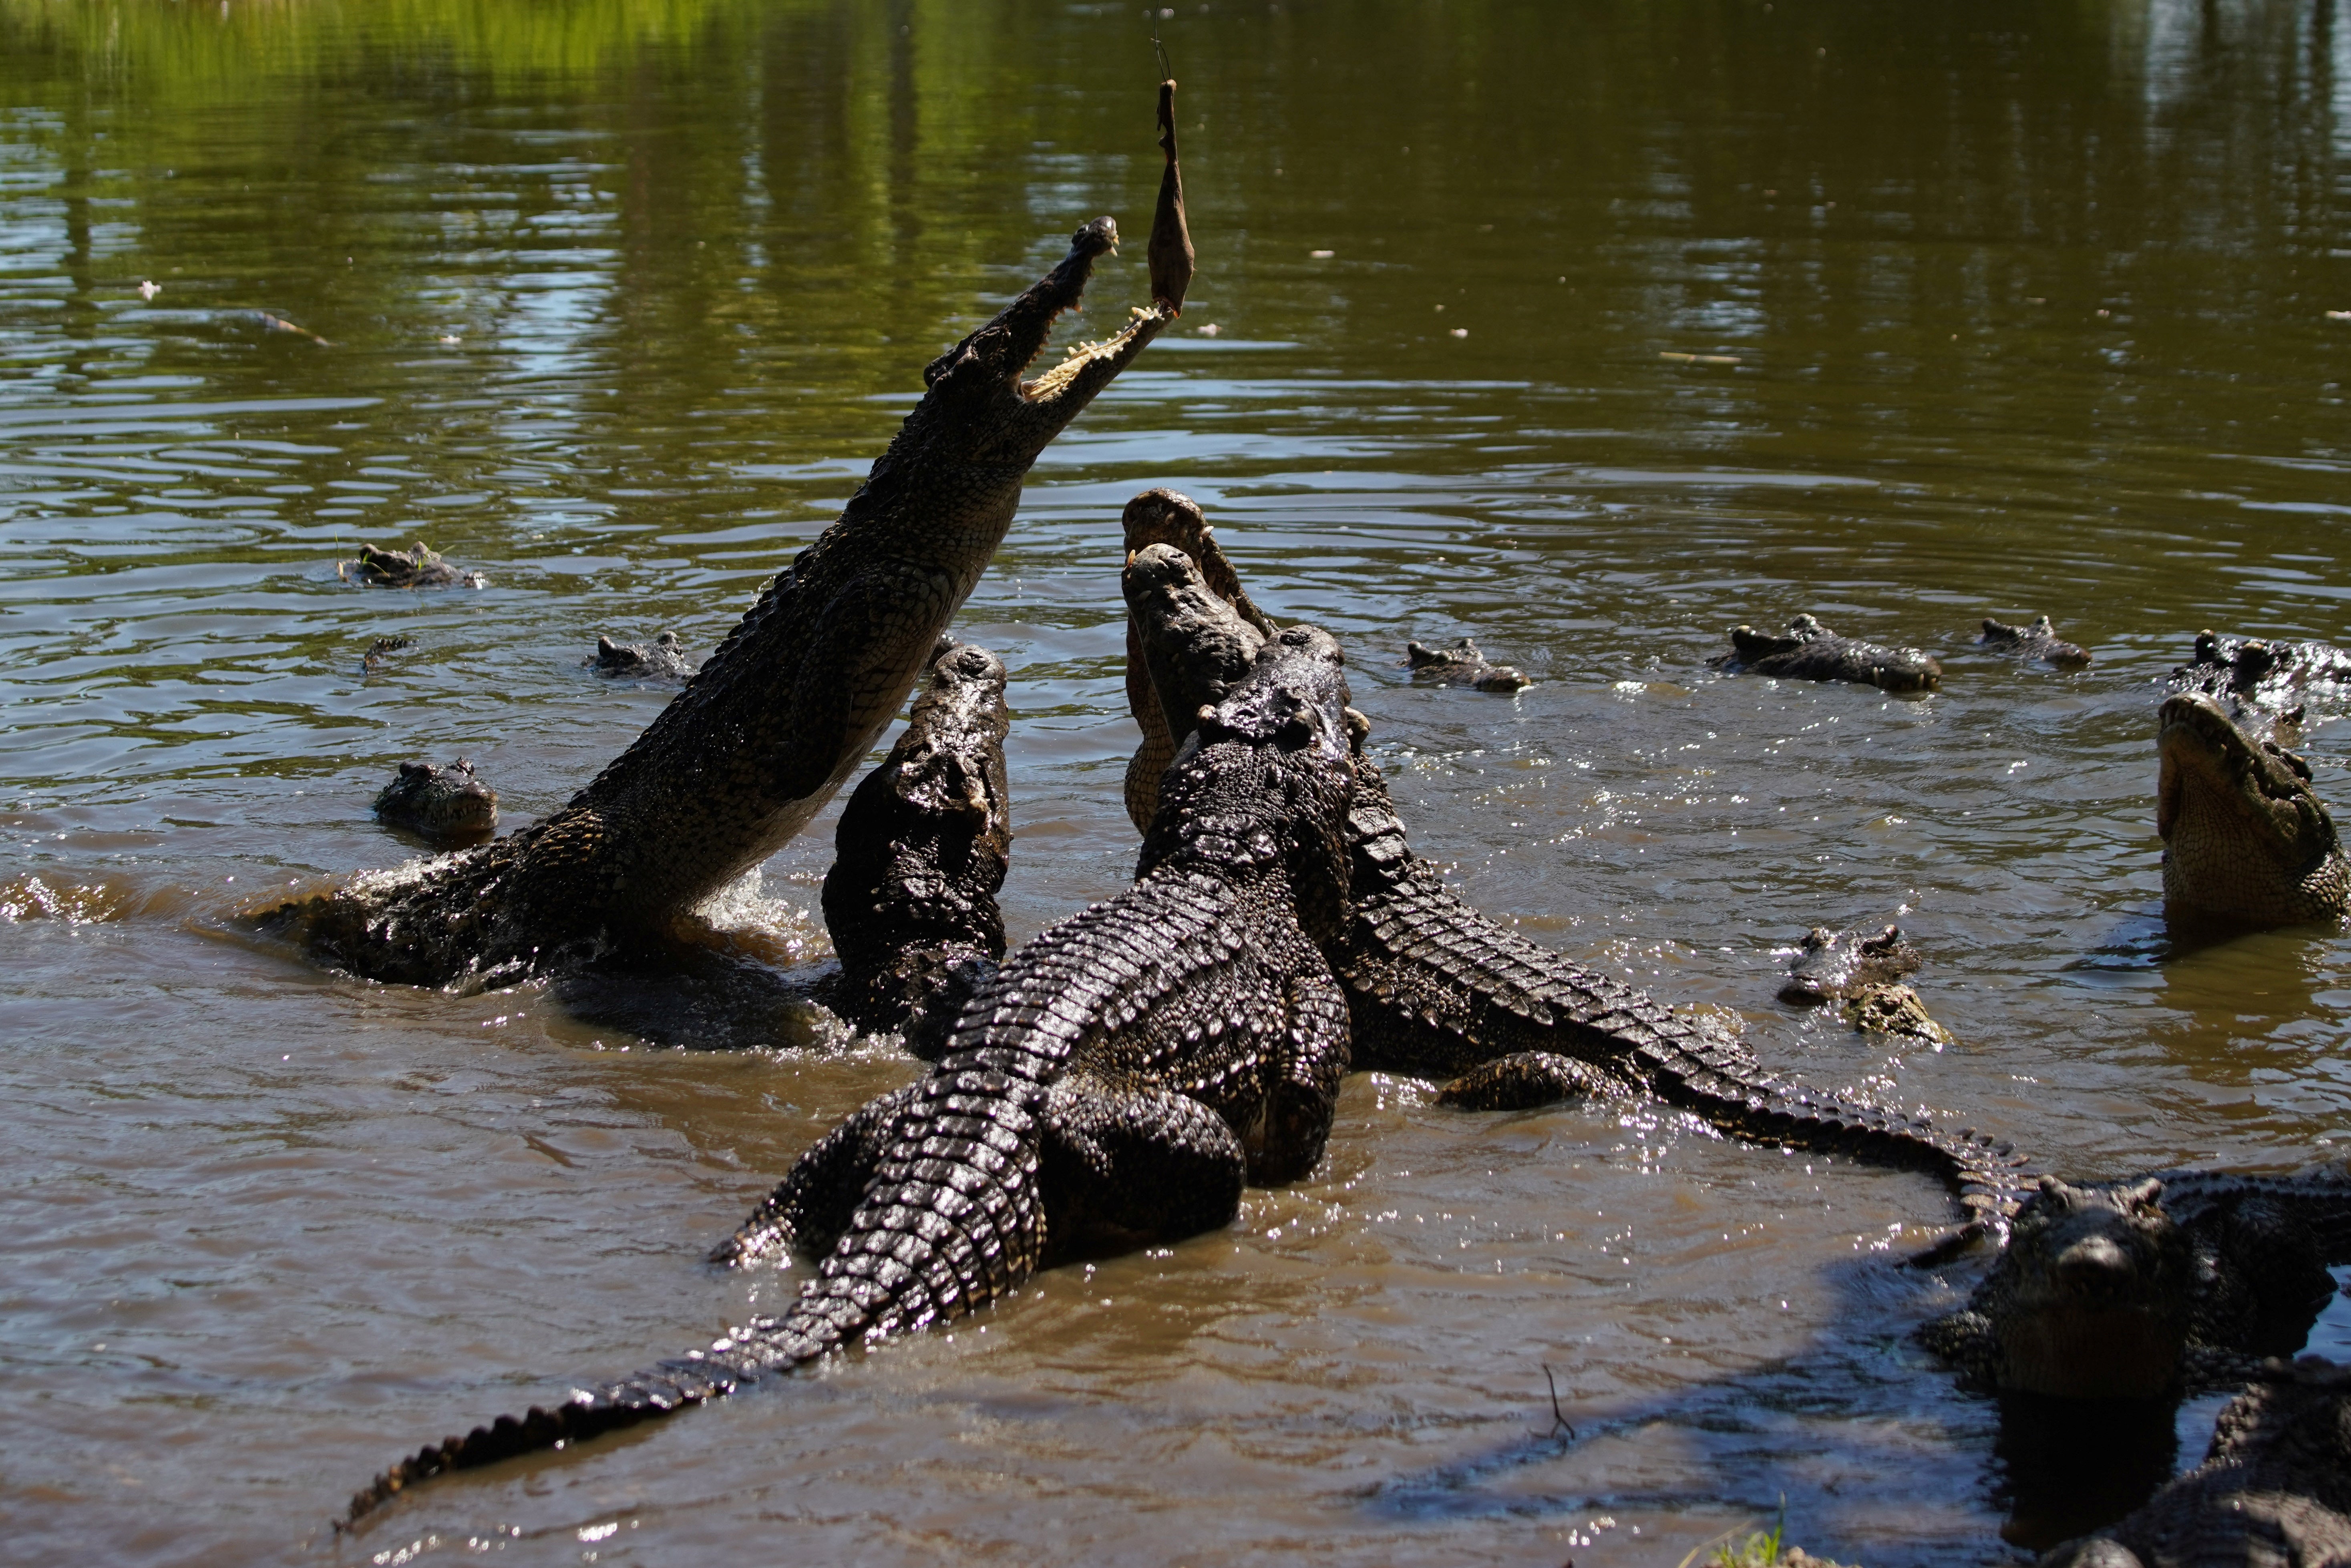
[5,2,2351,1564]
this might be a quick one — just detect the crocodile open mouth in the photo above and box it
[1020,300,1174,403]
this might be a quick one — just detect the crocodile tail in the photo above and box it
[342,1066,1050,1529]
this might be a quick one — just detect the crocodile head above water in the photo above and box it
[1981,1176,2195,1401]
[372,758,497,844]
[2157,692,2349,928]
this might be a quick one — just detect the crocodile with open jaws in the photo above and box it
[1710,613,1943,693]
[813,636,1012,1052]
[2037,1357,2351,1568]
[1116,495,2031,1240]
[371,758,497,846]
[262,182,1188,989]
[2158,692,2350,928]
[1978,615,2093,669]
[1919,1172,2351,1401]
[341,620,1361,1524]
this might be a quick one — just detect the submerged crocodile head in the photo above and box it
[1987,1176,2194,1400]
[372,758,497,843]
[899,217,1171,475]
[2158,692,2349,927]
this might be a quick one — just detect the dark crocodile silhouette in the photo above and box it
[1711,614,1942,693]
[1405,637,1530,692]
[263,171,1189,990]
[1114,499,2032,1241]
[813,637,1012,1054]
[341,621,1360,1526]
[588,630,692,680]
[2158,693,2349,928]
[2037,1356,2351,1568]
[337,541,483,589]
[1919,1172,2351,1401]
[1778,923,1922,1006]
[371,759,496,846]
[1979,615,2093,669]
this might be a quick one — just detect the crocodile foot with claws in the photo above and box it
[1711,614,1942,693]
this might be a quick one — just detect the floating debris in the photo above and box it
[253,311,332,347]
[137,279,161,300]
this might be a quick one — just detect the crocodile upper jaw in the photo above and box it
[2158,693,2347,926]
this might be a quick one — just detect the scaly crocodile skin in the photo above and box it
[2038,1357,2351,1568]
[1116,499,2031,1236]
[1710,613,1942,693]
[2158,693,2350,928]
[815,637,1012,1054]
[1919,1170,2351,1400]
[342,625,1360,1525]
[269,207,1181,990]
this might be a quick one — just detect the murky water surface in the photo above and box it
[5,2,2351,1563]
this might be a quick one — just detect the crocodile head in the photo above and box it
[372,758,497,843]
[2158,692,2349,927]
[1138,624,1357,947]
[1989,1176,2194,1399]
[903,217,1173,471]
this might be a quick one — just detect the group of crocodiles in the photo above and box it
[268,126,2351,1561]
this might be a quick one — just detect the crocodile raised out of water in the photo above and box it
[371,759,497,846]
[1778,923,1921,1006]
[2038,1356,2351,1568]
[1710,614,1942,694]
[1919,1172,2351,1400]
[2158,693,2349,929]
[1117,505,2031,1240]
[338,541,485,589]
[263,170,1188,989]
[1978,615,2093,669]
[813,636,1011,1053]
[2172,630,2351,728]
[588,631,692,680]
[342,621,1360,1524]
[1405,637,1530,692]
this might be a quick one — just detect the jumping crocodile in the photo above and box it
[338,541,484,589]
[2037,1357,2351,1568]
[265,169,1189,989]
[1116,501,2031,1238]
[1405,637,1530,692]
[2172,630,2351,727]
[1919,1172,2351,1400]
[371,759,497,846]
[813,637,1012,1053]
[1711,614,1943,694]
[343,619,1360,1524]
[588,631,692,680]
[1979,615,2093,669]
[1778,923,1921,1006]
[2158,693,2349,928]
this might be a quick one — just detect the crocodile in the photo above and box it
[2171,630,2351,727]
[263,153,1190,989]
[1710,614,1942,694]
[1979,615,2093,669]
[1405,637,1530,692]
[1840,982,1954,1047]
[1779,923,1921,1006]
[2038,1357,2351,1568]
[360,634,414,672]
[2158,693,2350,928]
[342,619,1360,1524]
[1115,505,2031,1238]
[371,759,497,845]
[813,637,1012,1054]
[1919,1171,2351,1400]
[588,631,692,680]
[337,541,484,589]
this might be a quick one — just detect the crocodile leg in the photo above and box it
[1040,1075,1249,1248]
[710,1084,921,1267]
[1251,968,1353,1186]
